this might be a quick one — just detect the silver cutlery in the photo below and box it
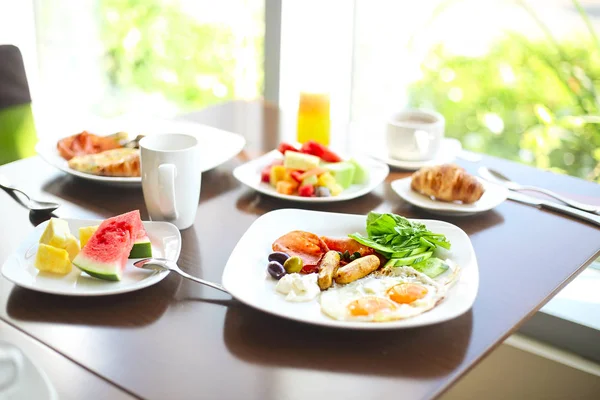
[134,258,229,294]
[507,191,600,227]
[479,167,600,214]
[0,175,60,213]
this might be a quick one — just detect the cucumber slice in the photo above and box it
[392,246,430,259]
[412,257,450,278]
[390,251,433,267]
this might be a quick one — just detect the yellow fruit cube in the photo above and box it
[39,218,80,260]
[39,218,71,248]
[269,165,287,186]
[330,183,344,196]
[79,225,99,248]
[34,244,72,275]
[317,172,336,188]
[64,234,81,261]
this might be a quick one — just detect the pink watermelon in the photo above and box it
[73,210,144,281]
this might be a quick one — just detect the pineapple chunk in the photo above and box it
[64,234,81,261]
[39,218,80,260]
[39,218,71,248]
[79,225,99,248]
[35,244,72,275]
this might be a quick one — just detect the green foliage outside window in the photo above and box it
[408,0,600,182]
[99,0,263,113]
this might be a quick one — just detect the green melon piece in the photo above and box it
[129,236,152,259]
[323,161,356,189]
[349,158,369,184]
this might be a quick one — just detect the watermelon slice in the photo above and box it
[129,224,152,259]
[73,210,144,281]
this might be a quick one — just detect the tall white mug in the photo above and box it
[140,134,201,230]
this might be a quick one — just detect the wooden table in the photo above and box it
[1,100,599,400]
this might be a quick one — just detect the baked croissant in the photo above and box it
[411,164,484,204]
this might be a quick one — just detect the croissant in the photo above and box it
[411,164,484,204]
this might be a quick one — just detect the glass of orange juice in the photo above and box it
[296,92,330,145]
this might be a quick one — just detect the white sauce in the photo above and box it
[275,273,320,302]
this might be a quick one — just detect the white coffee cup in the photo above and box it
[386,109,445,161]
[140,134,201,230]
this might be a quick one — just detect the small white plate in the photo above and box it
[233,150,389,203]
[368,138,462,171]
[222,209,479,330]
[1,218,181,296]
[36,120,245,186]
[391,176,508,216]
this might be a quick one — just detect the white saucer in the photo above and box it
[391,176,508,216]
[368,138,462,171]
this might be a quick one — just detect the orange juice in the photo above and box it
[296,92,330,145]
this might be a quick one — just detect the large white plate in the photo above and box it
[391,176,508,216]
[36,120,245,186]
[233,150,389,203]
[222,209,479,329]
[368,138,462,171]
[1,218,181,296]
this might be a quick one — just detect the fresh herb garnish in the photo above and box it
[348,212,451,277]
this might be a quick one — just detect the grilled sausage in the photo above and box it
[334,255,380,284]
[317,251,341,290]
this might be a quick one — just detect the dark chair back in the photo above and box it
[0,45,32,109]
[0,45,36,165]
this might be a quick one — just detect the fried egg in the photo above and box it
[319,266,447,322]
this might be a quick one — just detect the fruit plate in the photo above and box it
[222,209,479,330]
[232,150,390,203]
[36,119,245,186]
[1,219,181,296]
[391,176,508,217]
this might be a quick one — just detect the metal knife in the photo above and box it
[507,191,600,227]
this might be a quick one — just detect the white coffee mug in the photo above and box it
[386,109,445,161]
[140,134,201,230]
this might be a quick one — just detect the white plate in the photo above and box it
[1,218,181,296]
[222,209,479,330]
[368,138,462,171]
[391,176,508,216]
[36,120,245,186]
[233,150,389,203]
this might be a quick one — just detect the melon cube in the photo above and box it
[79,225,99,248]
[35,244,72,275]
[323,161,356,189]
[284,151,320,171]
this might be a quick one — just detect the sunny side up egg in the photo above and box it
[319,266,447,322]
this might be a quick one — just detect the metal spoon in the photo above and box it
[133,258,229,294]
[479,167,600,214]
[0,175,60,213]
